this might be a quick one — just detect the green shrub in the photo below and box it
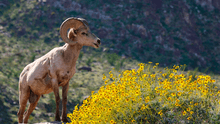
[106,53,120,66]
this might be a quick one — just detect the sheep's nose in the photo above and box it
[97,39,101,44]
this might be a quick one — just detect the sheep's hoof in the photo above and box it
[62,117,69,122]
[55,116,61,122]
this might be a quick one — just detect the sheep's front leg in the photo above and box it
[61,82,69,122]
[52,78,61,121]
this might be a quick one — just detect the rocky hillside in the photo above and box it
[1,0,220,73]
[1,0,220,123]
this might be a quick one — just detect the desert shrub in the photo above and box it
[67,63,220,123]
[106,53,120,66]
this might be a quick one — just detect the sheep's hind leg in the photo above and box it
[17,85,30,123]
[23,95,41,123]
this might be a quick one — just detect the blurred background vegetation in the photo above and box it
[0,0,220,123]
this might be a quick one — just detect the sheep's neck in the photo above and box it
[63,43,82,66]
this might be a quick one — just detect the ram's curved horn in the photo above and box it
[60,17,89,45]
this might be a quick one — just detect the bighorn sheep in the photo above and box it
[17,17,101,123]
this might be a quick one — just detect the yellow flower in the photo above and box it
[171,93,176,97]
[176,99,180,103]
[187,117,191,120]
[115,98,120,102]
[145,99,149,103]
[142,74,147,78]
[158,110,163,116]
[140,66,144,70]
[169,73,174,78]
[175,103,180,107]
[175,66,179,69]
[132,72,137,76]
[177,92,182,96]
[210,79,215,83]
[145,96,150,103]
[103,75,106,80]
[162,73,167,77]
[140,104,146,110]
[110,120,115,124]
[135,90,140,96]
[183,111,187,116]
[110,74,113,78]
[105,80,108,84]
[150,74,156,78]
[187,108,191,112]
[167,97,171,101]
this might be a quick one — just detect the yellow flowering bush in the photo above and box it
[67,63,220,123]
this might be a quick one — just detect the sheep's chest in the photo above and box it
[57,67,76,86]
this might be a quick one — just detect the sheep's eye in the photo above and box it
[82,32,88,36]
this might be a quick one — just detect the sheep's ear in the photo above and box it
[68,29,77,42]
